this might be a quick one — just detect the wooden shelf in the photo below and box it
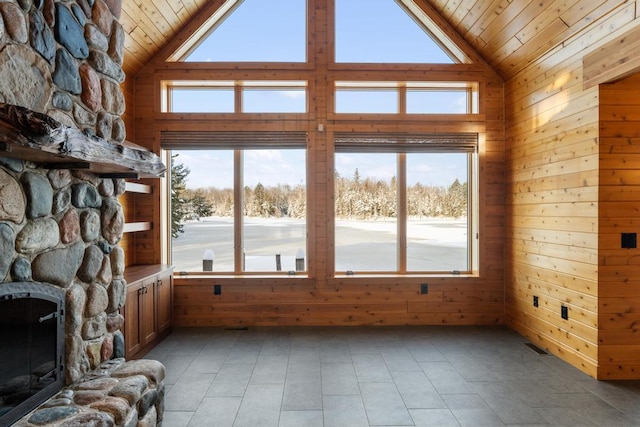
[125,182,153,194]
[0,103,166,178]
[123,222,152,233]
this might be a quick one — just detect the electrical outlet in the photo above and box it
[561,305,568,320]
[533,295,538,307]
[214,284,222,295]
[420,283,428,294]
[621,233,637,249]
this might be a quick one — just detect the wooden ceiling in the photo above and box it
[120,0,209,77]
[119,0,629,80]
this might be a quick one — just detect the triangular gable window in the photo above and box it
[335,0,469,64]
[176,0,307,62]
[169,0,471,65]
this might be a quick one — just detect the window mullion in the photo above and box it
[234,150,244,273]
[398,153,407,274]
[235,83,242,113]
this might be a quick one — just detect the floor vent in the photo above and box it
[525,343,548,354]
[224,327,249,331]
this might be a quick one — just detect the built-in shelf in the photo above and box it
[123,222,152,233]
[125,182,153,194]
[123,181,154,234]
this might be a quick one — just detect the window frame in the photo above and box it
[168,146,309,276]
[163,80,309,114]
[332,137,478,276]
[158,0,488,279]
[169,0,309,64]
[333,81,479,115]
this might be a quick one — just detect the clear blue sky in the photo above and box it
[174,0,466,190]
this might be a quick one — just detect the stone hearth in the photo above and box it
[13,359,165,427]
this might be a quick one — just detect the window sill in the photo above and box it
[332,272,479,279]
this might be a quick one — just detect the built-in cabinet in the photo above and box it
[123,264,173,360]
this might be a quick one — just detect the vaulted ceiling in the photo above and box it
[119,0,629,80]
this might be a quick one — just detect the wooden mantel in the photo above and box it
[0,103,165,178]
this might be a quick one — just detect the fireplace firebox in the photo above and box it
[0,282,65,427]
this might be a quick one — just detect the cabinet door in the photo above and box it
[124,283,142,358]
[140,277,158,346]
[157,271,173,334]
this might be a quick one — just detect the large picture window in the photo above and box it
[334,134,476,274]
[169,147,307,274]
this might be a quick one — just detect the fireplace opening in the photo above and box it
[0,282,65,426]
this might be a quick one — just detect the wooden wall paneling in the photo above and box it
[509,267,598,313]
[597,73,640,379]
[121,79,135,142]
[502,0,629,77]
[503,0,640,379]
[504,2,603,378]
[584,11,640,88]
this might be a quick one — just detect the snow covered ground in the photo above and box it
[172,216,468,273]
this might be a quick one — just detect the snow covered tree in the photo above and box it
[171,154,190,238]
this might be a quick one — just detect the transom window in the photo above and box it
[335,82,479,114]
[164,81,308,113]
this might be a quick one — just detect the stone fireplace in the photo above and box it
[0,0,166,425]
[0,161,165,426]
[0,282,65,425]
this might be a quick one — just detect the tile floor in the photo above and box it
[147,326,640,426]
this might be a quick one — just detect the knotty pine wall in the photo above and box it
[124,0,506,327]
[598,74,640,379]
[505,2,640,379]
[120,76,162,268]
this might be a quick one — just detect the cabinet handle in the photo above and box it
[158,279,163,287]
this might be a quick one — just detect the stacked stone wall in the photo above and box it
[0,0,126,142]
[0,156,127,384]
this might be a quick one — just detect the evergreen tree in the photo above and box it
[171,154,190,238]
[190,190,214,219]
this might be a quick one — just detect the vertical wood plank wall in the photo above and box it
[120,78,136,264]
[121,77,162,267]
[505,2,640,379]
[126,0,507,327]
[598,74,640,379]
